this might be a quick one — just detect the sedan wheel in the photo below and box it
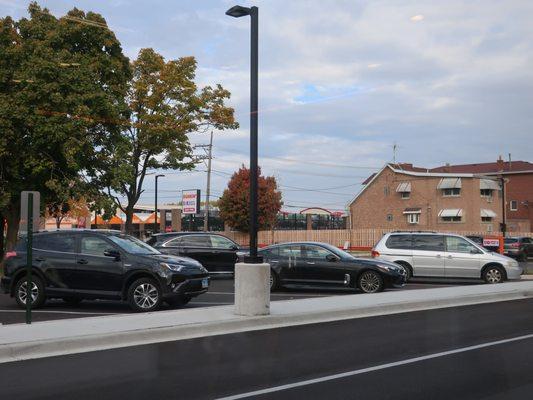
[358,271,384,293]
[128,278,162,312]
[483,267,504,284]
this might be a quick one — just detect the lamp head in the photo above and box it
[226,5,251,18]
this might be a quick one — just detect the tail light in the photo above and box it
[4,251,17,260]
[371,250,380,258]
[510,243,519,248]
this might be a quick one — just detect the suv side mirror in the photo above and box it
[230,244,239,251]
[104,249,121,260]
[326,254,338,262]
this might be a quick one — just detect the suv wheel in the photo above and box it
[483,266,504,284]
[357,270,384,293]
[128,278,162,312]
[15,275,45,309]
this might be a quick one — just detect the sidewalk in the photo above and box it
[2,280,533,364]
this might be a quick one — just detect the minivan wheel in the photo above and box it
[483,266,504,284]
[127,278,162,312]
[358,270,384,293]
[15,275,45,309]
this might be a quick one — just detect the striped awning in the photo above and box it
[438,209,463,217]
[396,182,412,192]
[481,209,497,218]
[403,208,421,214]
[437,178,462,189]
[480,179,500,190]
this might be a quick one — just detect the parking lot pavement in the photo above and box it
[1,261,531,326]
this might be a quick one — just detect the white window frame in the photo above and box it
[510,200,518,211]
[407,213,419,224]
[442,188,461,197]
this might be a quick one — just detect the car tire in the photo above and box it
[270,270,280,292]
[357,270,384,293]
[166,296,192,308]
[394,262,412,282]
[482,266,505,284]
[14,275,46,309]
[127,278,162,312]
[62,297,83,306]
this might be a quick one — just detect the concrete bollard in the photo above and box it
[234,262,270,316]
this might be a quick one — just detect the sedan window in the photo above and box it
[278,245,302,258]
[302,245,334,260]
[210,235,237,249]
[180,235,211,247]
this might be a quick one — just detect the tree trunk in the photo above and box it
[5,204,20,251]
[125,205,134,235]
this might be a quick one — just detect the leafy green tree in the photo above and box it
[92,48,238,233]
[0,3,130,250]
[219,166,283,232]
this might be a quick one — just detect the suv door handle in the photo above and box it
[77,259,88,265]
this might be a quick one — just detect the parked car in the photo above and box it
[1,230,210,312]
[372,232,522,283]
[148,232,243,274]
[504,237,533,261]
[258,241,406,293]
[466,235,500,253]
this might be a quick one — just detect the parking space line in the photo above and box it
[217,333,533,400]
[206,291,334,297]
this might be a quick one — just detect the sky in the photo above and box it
[3,0,533,213]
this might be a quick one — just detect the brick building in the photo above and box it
[430,158,533,232]
[349,163,502,232]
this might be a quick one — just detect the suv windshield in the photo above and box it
[108,234,160,255]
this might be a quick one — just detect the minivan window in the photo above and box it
[412,235,445,251]
[446,236,478,253]
[33,234,76,253]
[385,235,413,250]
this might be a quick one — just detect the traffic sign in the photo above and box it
[20,191,40,234]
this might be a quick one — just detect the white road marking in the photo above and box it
[190,301,233,305]
[206,291,334,297]
[217,333,533,400]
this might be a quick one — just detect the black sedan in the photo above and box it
[259,242,406,293]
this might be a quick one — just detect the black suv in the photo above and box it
[147,232,242,274]
[1,230,210,312]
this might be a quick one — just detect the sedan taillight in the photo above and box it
[371,250,380,258]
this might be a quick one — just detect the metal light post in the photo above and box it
[155,174,165,233]
[226,5,261,263]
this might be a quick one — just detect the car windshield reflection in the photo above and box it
[108,234,161,255]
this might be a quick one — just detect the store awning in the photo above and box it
[403,208,421,214]
[396,182,412,192]
[438,209,463,217]
[437,177,462,189]
[481,209,497,218]
[480,179,500,190]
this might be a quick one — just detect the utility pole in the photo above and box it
[204,131,213,232]
[500,176,506,237]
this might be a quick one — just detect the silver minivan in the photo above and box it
[372,232,522,283]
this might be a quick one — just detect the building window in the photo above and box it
[407,213,419,224]
[480,189,493,198]
[401,192,410,199]
[386,214,393,222]
[481,216,492,223]
[442,188,461,197]
[384,186,390,196]
[441,216,462,222]
[510,200,518,211]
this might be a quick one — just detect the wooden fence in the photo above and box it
[223,229,533,250]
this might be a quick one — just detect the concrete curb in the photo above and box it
[2,282,533,364]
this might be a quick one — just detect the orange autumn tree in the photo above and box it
[218,166,282,232]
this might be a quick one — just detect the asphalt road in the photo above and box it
[0,276,478,325]
[2,298,533,399]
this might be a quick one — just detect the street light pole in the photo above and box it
[226,5,261,263]
[155,174,165,233]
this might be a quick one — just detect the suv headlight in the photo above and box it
[160,262,185,272]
